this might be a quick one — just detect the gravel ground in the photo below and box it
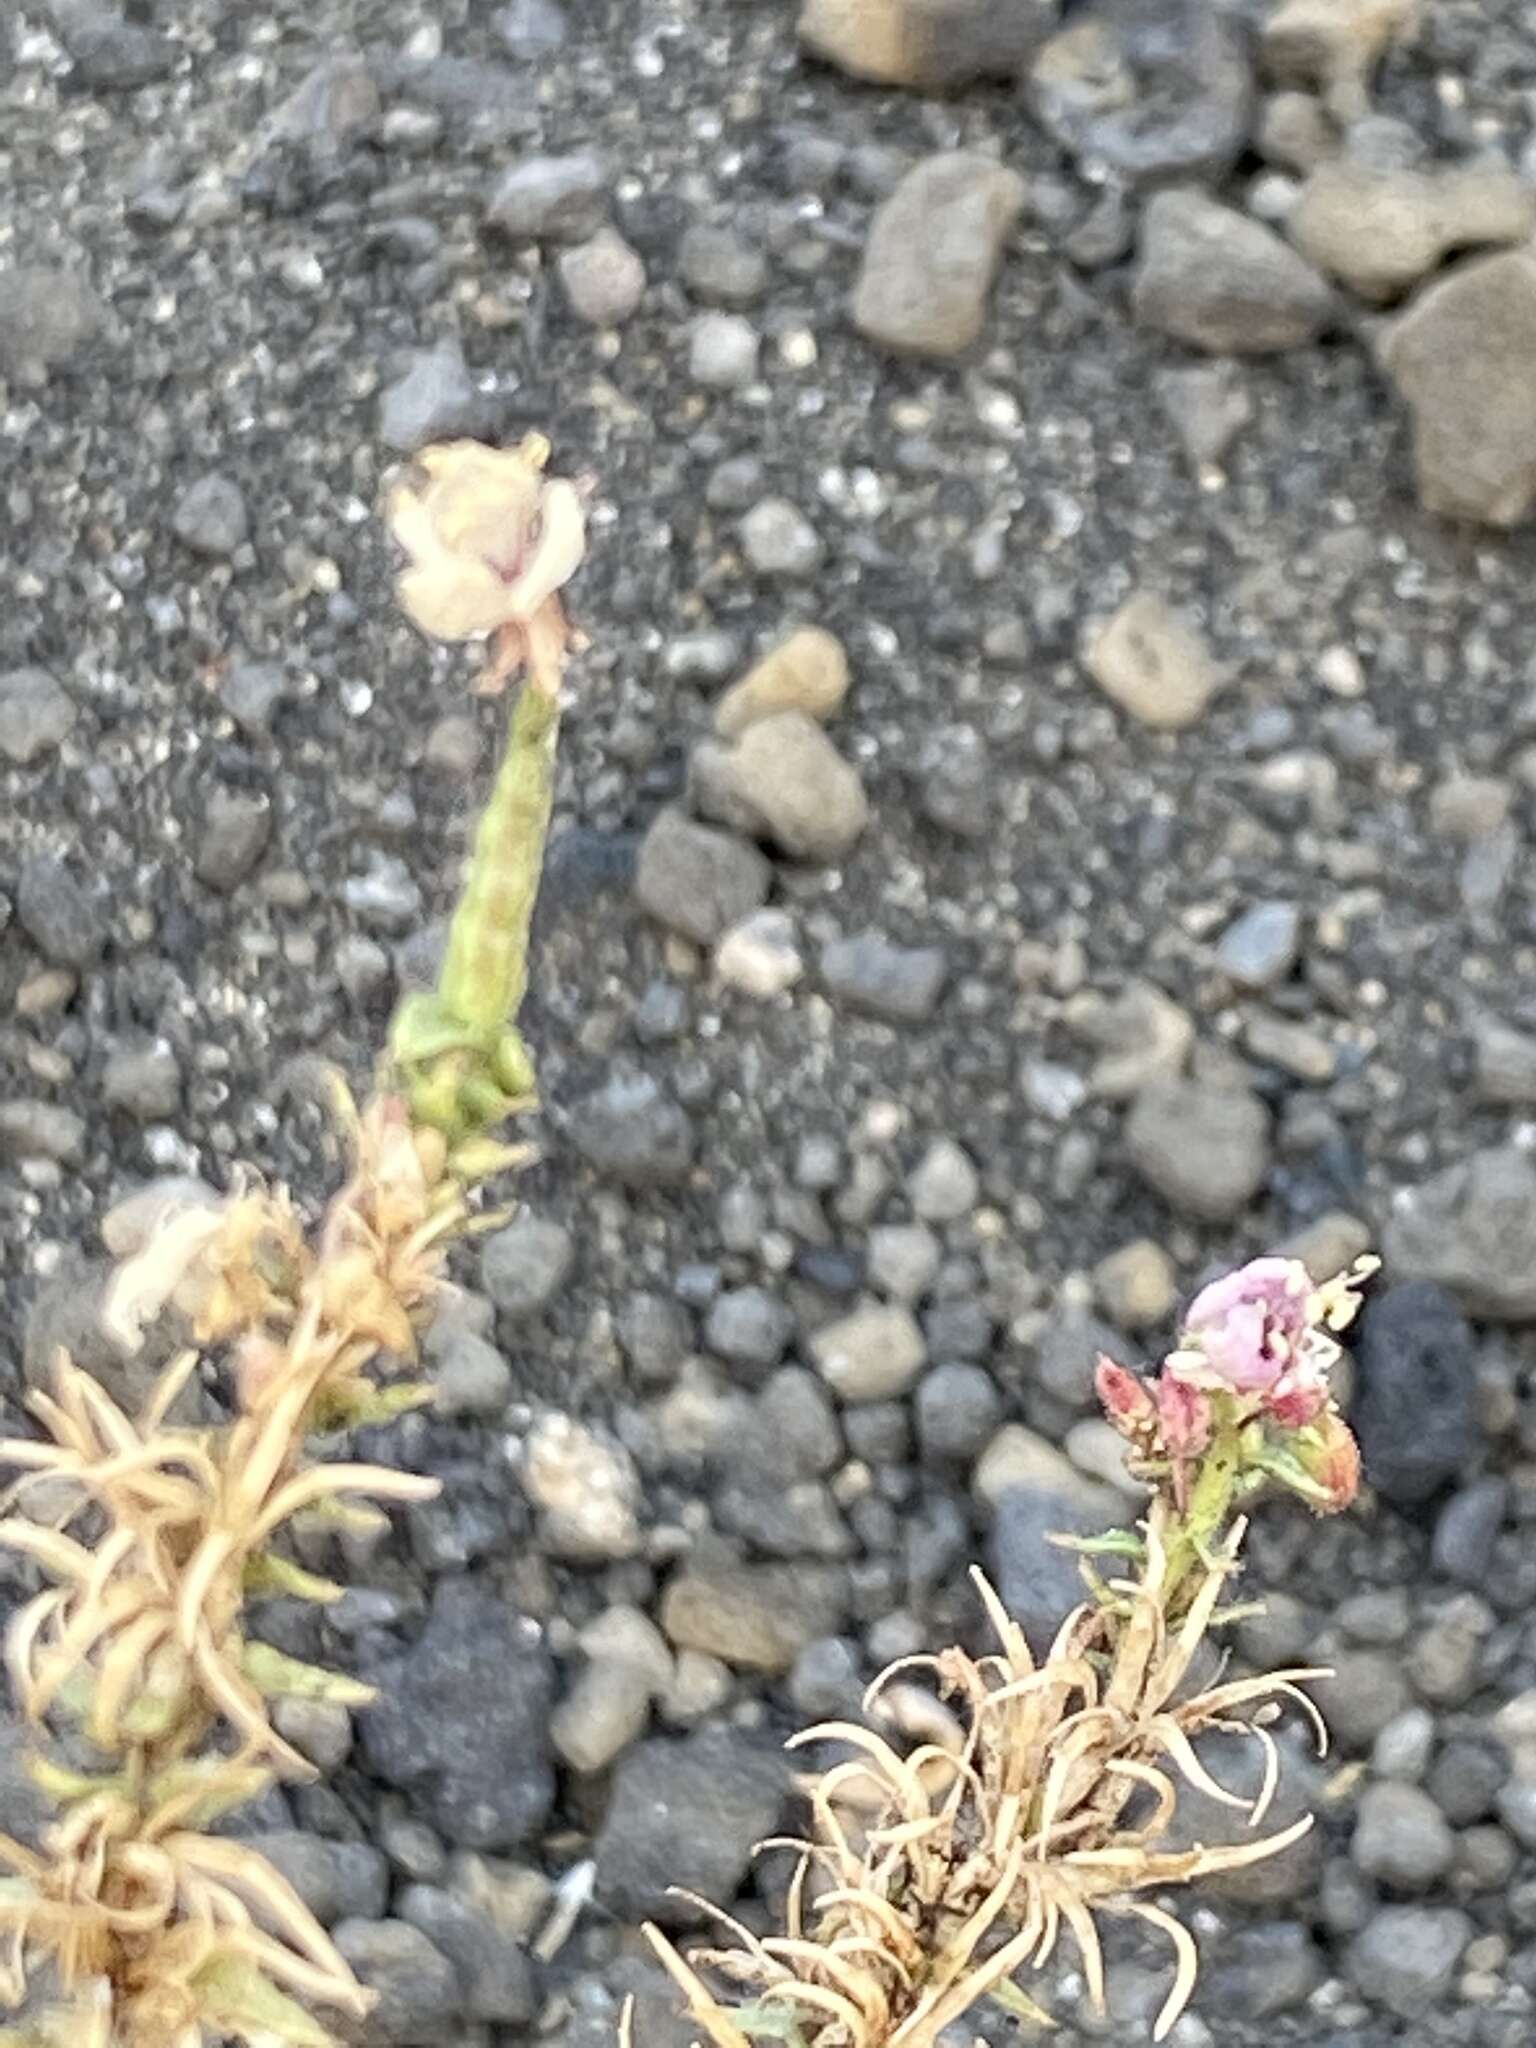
[5,0,1536,2043]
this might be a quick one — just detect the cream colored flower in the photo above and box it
[386,435,586,651]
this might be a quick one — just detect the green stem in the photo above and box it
[438,678,559,1033]
[1160,1427,1242,1612]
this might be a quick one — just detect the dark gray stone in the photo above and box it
[250,1831,389,1925]
[634,807,772,946]
[679,222,769,307]
[46,1,175,89]
[1203,1921,1324,2020]
[195,788,272,891]
[396,1886,536,2024]
[486,151,607,241]
[987,1484,1121,1653]
[333,1919,461,2046]
[1353,1282,1479,1505]
[480,1213,575,1317]
[1347,1906,1471,2020]
[1351,1782,1455,1888]
[360,1577,555,1851]
[1133,189,1335,354]
[378,338,485,453]
[0,668,76,764]
[594,1729,789,1926]
[102,1043,182,1121]
[1159,1729,1325,1905]
[703,1286,795,1380]
[0,266,103,381]
[220,660,288,738]
[0,1100,86,1166]
[568,1070,696,1186]
[616,1290,694,1384]
[820,931,948,1022]
[1426,1738,1507,1826]
[170,471,249,557]
[914,1362,1001,1464]
[17,854,105,969]
[1125,1079,1271,1220]
[1383,1146,1536,1321]
[1431,1476,1508,1584]
[1027,0,1252,186]
[495,0,569,58]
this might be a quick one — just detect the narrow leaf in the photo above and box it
[243,1553,345,1605]
[241,1642,375,1708]
[191,1954,341,2048]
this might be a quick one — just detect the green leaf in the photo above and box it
[989,1979,1056,2029]
[191,1954,340,2048]
[731,2002,810,2048]
[1245,1443,1332,1506]
[26,1756,127,1807]
[1049,1528,1145,1559]
[291,1497,389,1539]
[147,1758,273,1831]
[243,1552,345,1604]
[241,1642,375,1709]
[315,1381,435,1431]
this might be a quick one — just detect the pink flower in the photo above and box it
[1096,1357,1156,1437]
[1265,1369,1329,1430]
[1155,1375,1212,1460]
[1293,1410,1362,1514]
[1169,1256,1314,1397]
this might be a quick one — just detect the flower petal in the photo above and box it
[504,478,586,620]
[397,556,517,641]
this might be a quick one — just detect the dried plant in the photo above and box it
[646,1259,1374,2046]
[0,436,586,2046]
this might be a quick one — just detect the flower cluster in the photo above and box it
[1097,1255,1374,1516]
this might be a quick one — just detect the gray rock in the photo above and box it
[486,150,607,241]
[47,0,176,88]
[428,1323,513,1419]
[1372,1706,1434,1781]
[333,1919,461,2046]
[867,1223,942,1303]
[704,713,868,863]
[739,497,824,578]
[378,338,483,453]
[679,223,768,307]
[1496,1779,1536,1850]
[987,1482,1122,1653]
[688,310,759,390]
[1383,1147,1536,1322]
[1379,250,1536,526]
[1347,1906,1470,2020]
[169,471,249,557]
[1312,1650,1413,1753]
[595,1730,789,1926]
[798,0,1053,90]
[913,722,991,837]
[0,668,76,765]
[253,1831,389,1925]
[907,1138,980,1222]
[1035,1311,1127,1410]
[1290,160,1534,303]
[568,1070,695,1187]
[0,265,103,381]
[1124,1079,1270,1220]
[853,151,1025,359]
[495,0,568,59]
[915,1363,1001,1464]
[1028,0,1252,186]
[1359,1277,1482,1507]
[634,806,771,945]
[810,1301,926,1402]
[195,788,271,891]
[0,1101,87,1167]
[1426,1738,1507,1826]
[1352,1782,1455,1888]
[396,1885,535,2024]
[1154,360,1254,470]
[480,1213,575,1317]
[821,931,948,1022]
[558,227,646,325]
[1432,1477,1508,1585]
[220,660,287,739]
[102,1043,181,1121]
[360,1577,555,1851]
[1215,900,1301,988]
[1203,1922,1324,2020]
[266,51,379,149]
[704,1287,796,1381]
[1472,1016,1536,1105]
[616,1291,694,1384]
[1133,188,1334,354]
[271,1697,353,1774]
[17,854,105,969]
[660,1559,845,1672]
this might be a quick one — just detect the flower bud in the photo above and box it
[1096,1357,1156,1438]
[1155,1375,1213,1460]
[1293,1409,1361,1514]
